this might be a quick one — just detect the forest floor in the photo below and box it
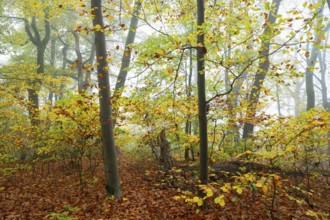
[0,154,329,219]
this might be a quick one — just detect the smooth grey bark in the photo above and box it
[114,0,141,96]
[317,33,329,111]
[276,83,282,116]
[58,40,70,100]
[317,33,330,166]
[71,31,84,90]
[84,34,96,87]
[91,0,121,198]
[286,78,304,117]
[305,20,330,111]
[197,0,208,186]
[305,43,317,111]
[242,0,282,139]
[48,38,56,105]
[185,48,194,161]
[24,16,50,125]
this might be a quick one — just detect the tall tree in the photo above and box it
[114,0,142,97]
[71,31,84,91]
[317,32,329,111]
[305,13,330,111]
[242,0,282,139]
[185,48,194,161]
[91,0,121,198]
[197,0,208,186]
[24,16,51,124]
[317,32,330,165]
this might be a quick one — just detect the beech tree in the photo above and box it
[114,0,142,97]
[91,0,121,198]
[197,0,208,186]
[305,6,330,111]
[242,0,282,139]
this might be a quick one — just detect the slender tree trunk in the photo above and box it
[197,0,208,186]
[72,31,84,91]
[242,0,282,139]
[59,42,69,100]
[318,33,330,166]
[276,83,282,116]
[305,20,330,111]
[185,48,193,161]
[84,34,96,88]
[114,0,141,96]
[305,45,317,111]
[24,16,50,125]
[92,0,121,198]
[318,34,329,111]
[48,38,56,106]
[112,1,141,126]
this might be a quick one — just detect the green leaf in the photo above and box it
[265,2,270,10]
[303,1,307,7]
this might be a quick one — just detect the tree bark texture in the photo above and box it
[91,0,121,198]
[72,31,84,91]
[197,0,208,185]
[185,48,194,161]
[242,0,282,139]
[114,0,141,96]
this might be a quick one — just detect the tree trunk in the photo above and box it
[84,34,96,88]
[24,16,50,125]
[114,0,141,96]
[59,42,69,100]
[92,0,121,198]
[185,48,194,161]
[318,33,330,166]
[197,0,208,186]
[158,129,173,170]
[72,31,84,91]
[305,19,330,111]
[48,38,56,106]
[242,0,282,139]
[305,44,317,111]
[276,83,282,116]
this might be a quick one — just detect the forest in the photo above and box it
[0,0,329,219]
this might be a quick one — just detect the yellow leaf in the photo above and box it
[256,182,263,188]
[262,185,268,193]
[193,196,199,203]
[193,196,203,206]
[214,195,225,207]
[197,198,203,207]
[207,190,213,198]
[236,187,243,195]
[219,199,225,207]
[94,24,102,30]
